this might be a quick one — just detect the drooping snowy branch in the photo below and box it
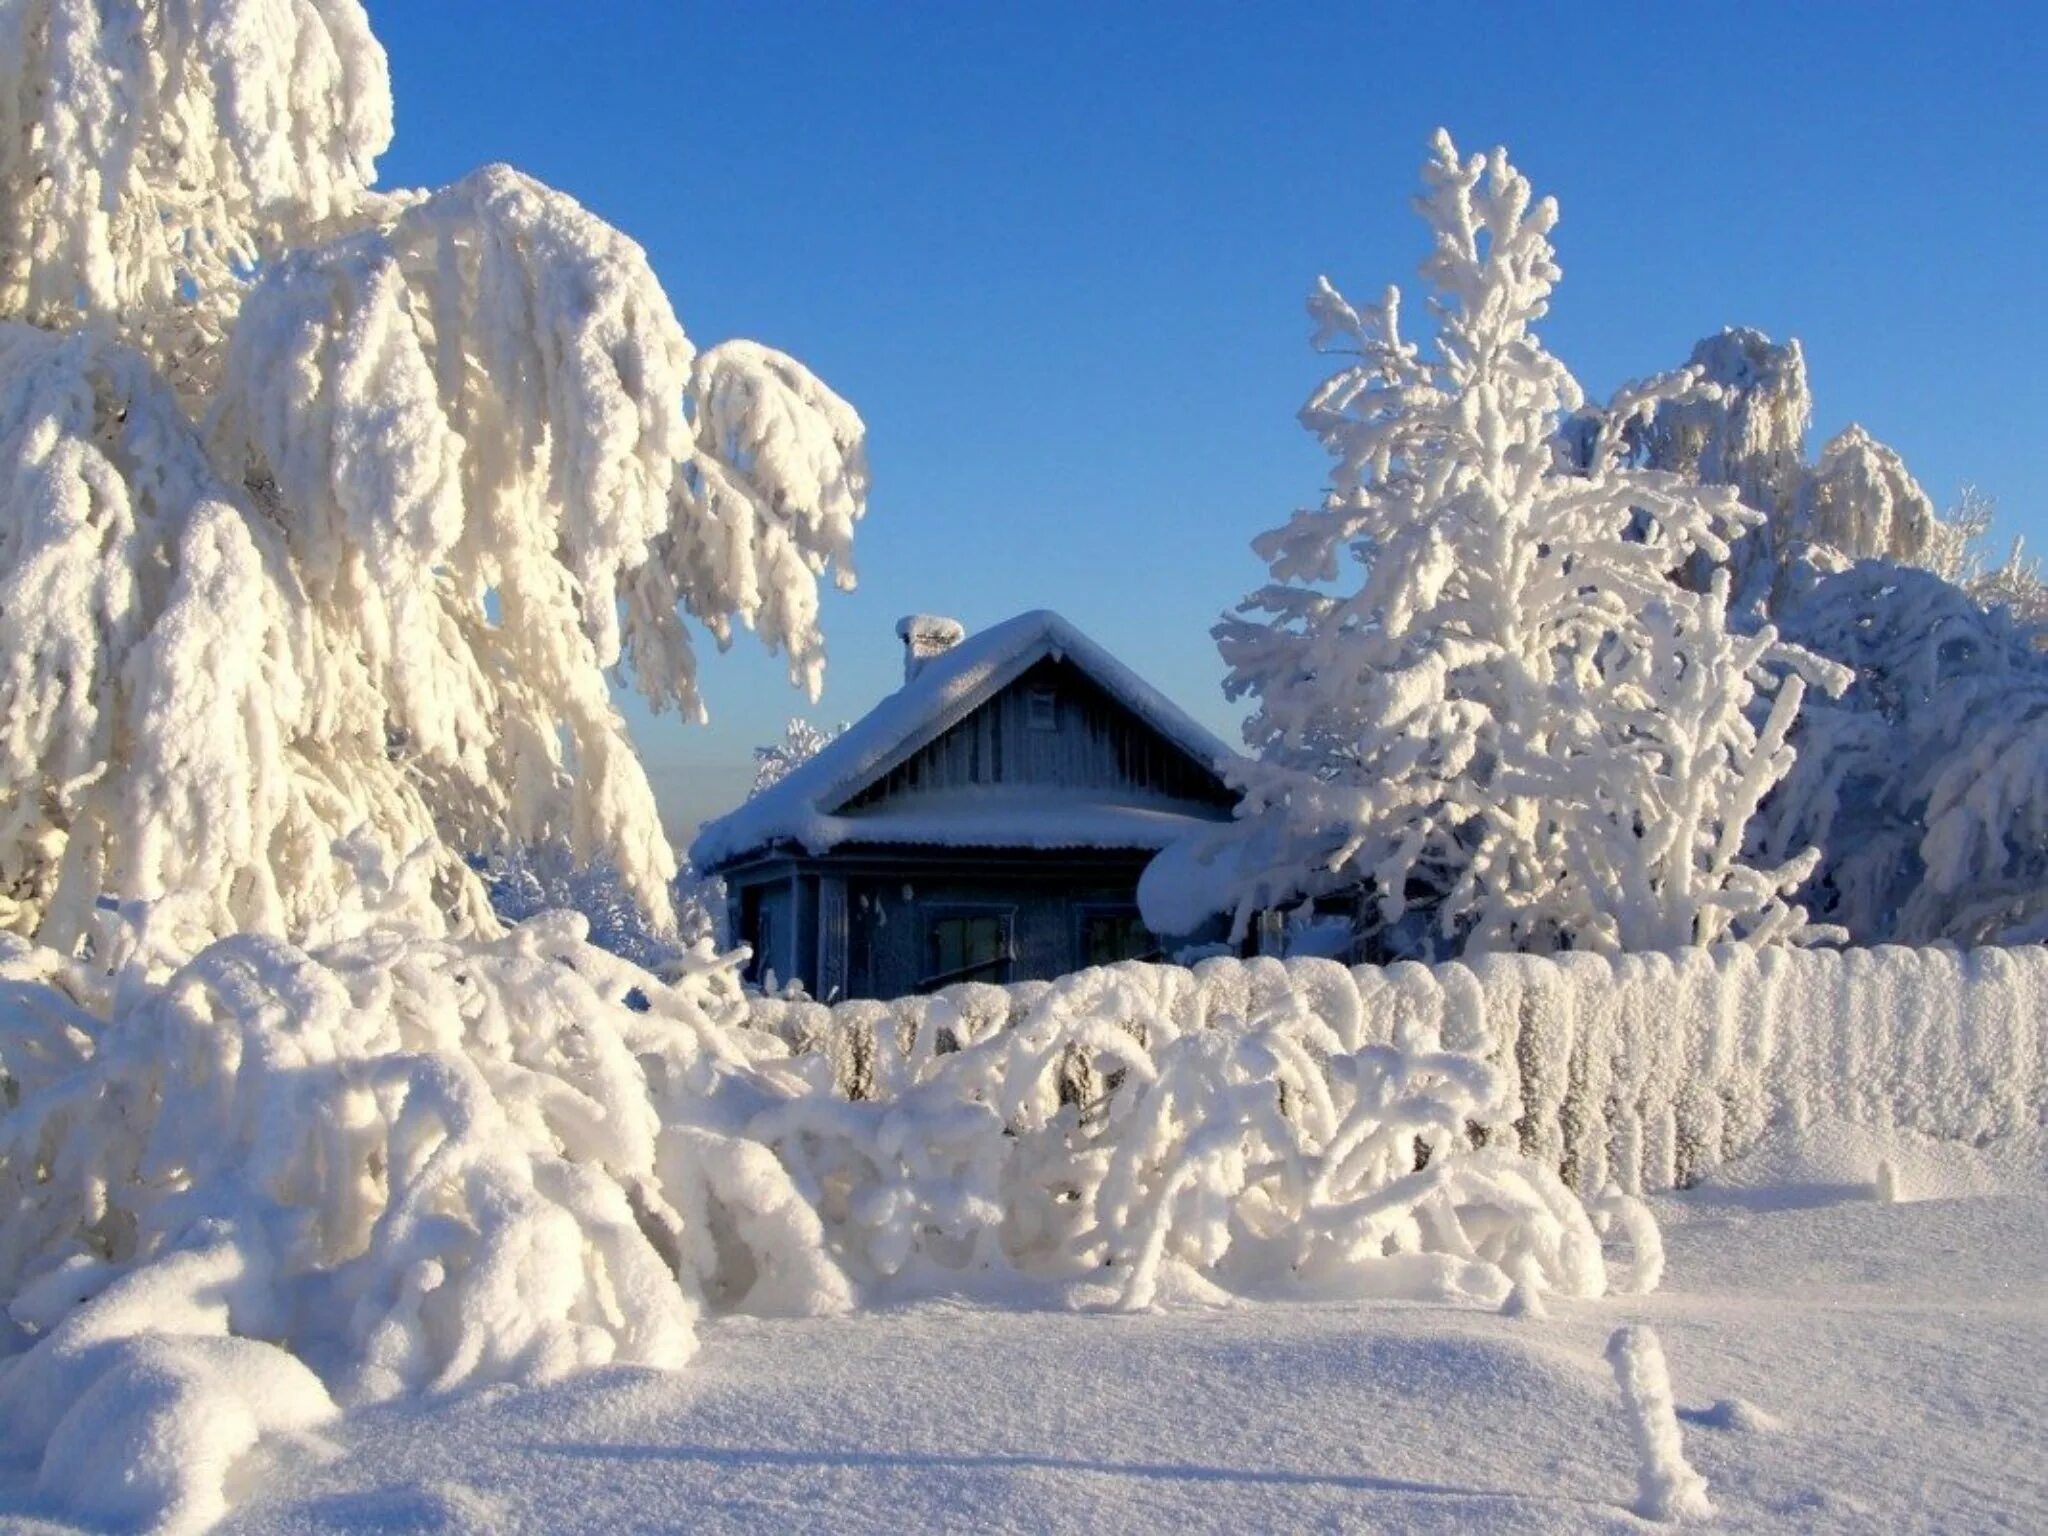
[0,0,393,396]
[0,7,868,951]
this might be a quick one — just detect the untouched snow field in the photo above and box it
[6,1125,2036,1535]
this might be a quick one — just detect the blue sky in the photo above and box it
[371,1,2047,841]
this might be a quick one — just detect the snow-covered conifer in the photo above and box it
[1183,132,1821,958]
[0,0,867,951]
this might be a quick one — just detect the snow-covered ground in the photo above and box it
[6,1123,2035,1535]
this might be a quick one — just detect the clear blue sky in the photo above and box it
[370,1,2047,841]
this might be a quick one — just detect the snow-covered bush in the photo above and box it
[753,942,2048,1201]
[0,0,867,953]
[0,875,851,1529]
[1761,562,2048,943]
[748,959,1633,1310]
[1175,132,1819,958]
[2,911,1659,1530]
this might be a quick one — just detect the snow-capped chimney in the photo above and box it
[896,614,965,684]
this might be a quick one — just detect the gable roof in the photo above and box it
[690,609,1239,869]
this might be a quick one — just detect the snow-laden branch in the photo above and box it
[0,7,868,950]
[0,0,392,397]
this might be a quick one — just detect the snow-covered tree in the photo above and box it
[1760,562,2048,943]
[1578,327,2035,620]
[1186,132,1823,958]
[482,843,722,968]
[0,0,867,954]
[751,717,847,798]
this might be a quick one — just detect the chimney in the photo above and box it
[896,613,965,684]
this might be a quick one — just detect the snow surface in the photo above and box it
[1,1132,2034,1534]
[690,610,1236,869]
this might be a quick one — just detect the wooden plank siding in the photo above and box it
[838,657,1234,812]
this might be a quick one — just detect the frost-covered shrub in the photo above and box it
[4,921,1667,1529]
[755,943,2048,1202]
[0,872,851,1529]
[750,960,1641,1311]
[1175,132,1819,960]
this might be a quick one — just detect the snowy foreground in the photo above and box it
[5,1125,2037,1535]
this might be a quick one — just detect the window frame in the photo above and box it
[920,902,1018,990]
[1072,903,1159,969]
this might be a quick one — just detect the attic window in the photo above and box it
[1026,684,1058,731]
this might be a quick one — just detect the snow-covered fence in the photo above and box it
[744,944,2048,1196]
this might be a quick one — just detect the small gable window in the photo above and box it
[1026,684,1058,731]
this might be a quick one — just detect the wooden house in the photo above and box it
[690,611,1239,999]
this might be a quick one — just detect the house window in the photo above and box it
[924,907,1014,989]
[1078,907,1155,968]
[1026,684,1058,731]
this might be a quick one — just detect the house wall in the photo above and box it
[847,866,1157,998]
[840,657,1234,811]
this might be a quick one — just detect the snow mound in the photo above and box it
[1696,1118,2048,1208]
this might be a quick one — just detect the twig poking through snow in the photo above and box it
[1607,1325,1714,1523]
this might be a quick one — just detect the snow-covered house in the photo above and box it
[690,611,1238,998]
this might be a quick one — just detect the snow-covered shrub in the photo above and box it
[1177,132,1820,960]
[0,873,852,1528]
[1761,562,2048,943]
[748,960,1639,1310]
[0,0,868,952]
[753,943,2048,1201]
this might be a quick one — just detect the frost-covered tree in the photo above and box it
[482,844,722,968]
[1577,327,2026,620]
[750,717,847,798]
[0,0,866,953]
[1760,562,2048,943]
[1189,132,1822,958]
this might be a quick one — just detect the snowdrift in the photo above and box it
[1,901,1638,1532]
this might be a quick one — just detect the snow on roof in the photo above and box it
[691,610,1238,869]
